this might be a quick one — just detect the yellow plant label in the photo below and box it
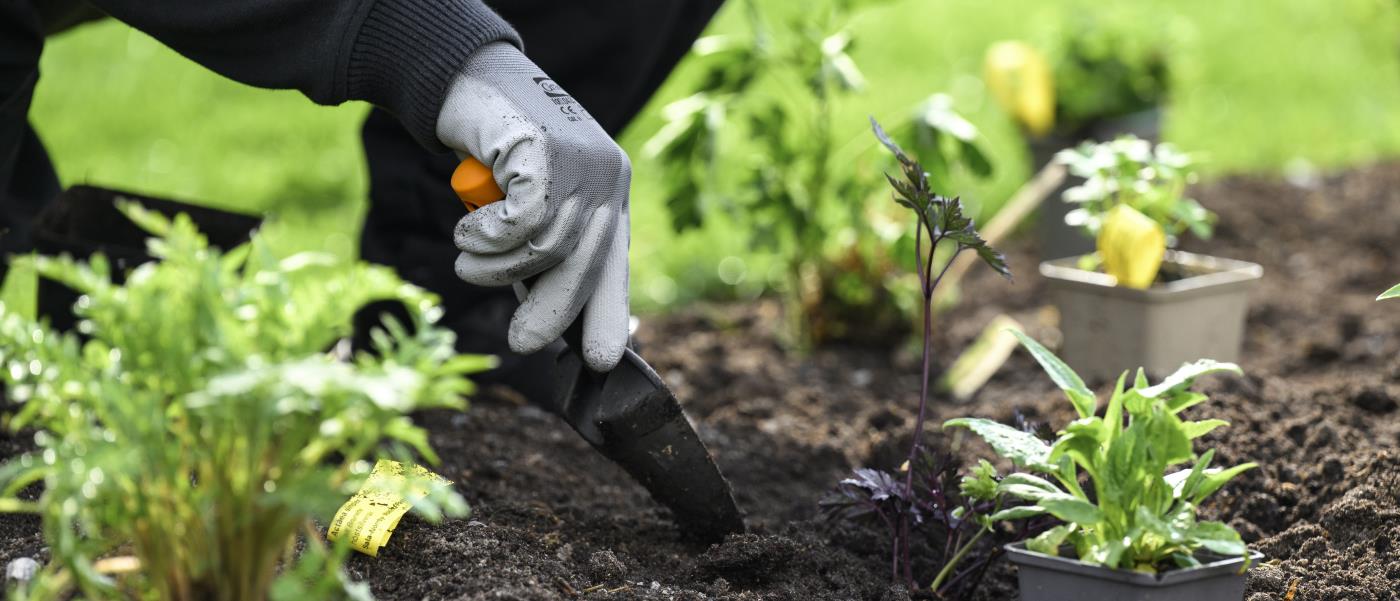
[327,459,453,557]
[984,41,1055,137]
[1098,204,1166,289]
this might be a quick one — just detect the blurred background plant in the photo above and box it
[1055,136,1211,242]
[1055,136,1212,288]
[14,0,1400,318]
[0,204,489,600]
[641,0,994,348]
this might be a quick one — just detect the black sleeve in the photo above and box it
[86,0,522,151]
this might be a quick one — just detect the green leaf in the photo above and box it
[960,459,1000,500]
[1380,283,1400,300]
[989,505,1048,521]
[1180,419,1229,440]
[944,417,1055,471]
[1164,392,1210,414]
[1188,521,1248,557]
[1039,494,1104,525]
[1010,331,1096,418]
[1027,524,1076,555]
[1192,462,1257,503]
[1168,449,1215,500]
[958,139,994,178]
[0,498,40,513]
[997,472,1062,496]
[1104,372,1128,441]
[1138,360,1242,399]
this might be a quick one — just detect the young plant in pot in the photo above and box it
[0,203,488,600]
[821,119,1040,598]
[946,332,1261,601]
[1041,136,1261,382]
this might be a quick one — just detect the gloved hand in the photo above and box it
[437,42,631,372]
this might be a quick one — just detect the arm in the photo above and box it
[86,0,521,150]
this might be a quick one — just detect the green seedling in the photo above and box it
[1055,136,1211,243]
[945,332,1256,573]
[1055,136,1213,288]
[1379,283,1400,300]
[644,0,993,347]
[0,202,489,600]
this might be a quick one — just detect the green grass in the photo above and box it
[16,0,1400,314]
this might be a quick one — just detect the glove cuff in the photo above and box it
[347,0,522,152]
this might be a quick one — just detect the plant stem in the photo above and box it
[929,525,989,592]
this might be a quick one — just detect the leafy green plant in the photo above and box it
[643,0,993,347]
[1055,136,1213,288]
[1051,16,1169,136]
[945,332,1256,573]
[1380,283,1400,300]
[822,119,1013,595]
[1055,136,1211,242]
[0,202,489,600]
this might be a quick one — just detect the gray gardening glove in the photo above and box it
[437,42,631,372]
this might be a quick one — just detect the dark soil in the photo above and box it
[5,164,1400,599]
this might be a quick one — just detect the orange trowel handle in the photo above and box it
[451,157,506,211]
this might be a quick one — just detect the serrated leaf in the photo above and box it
[944,417,1055,471]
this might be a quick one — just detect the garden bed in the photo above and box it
[4,163,1400,599]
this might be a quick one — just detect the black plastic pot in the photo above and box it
[31,185,261,331]
[1032,108,1162,261]
[1006,543,1262,601]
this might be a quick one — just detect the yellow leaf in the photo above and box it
[1097,205,1165,289]
[984,41,1056,136]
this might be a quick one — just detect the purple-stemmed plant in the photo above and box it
[822,118,1015,596]
[876,116,1010,583]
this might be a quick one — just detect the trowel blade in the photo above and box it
[548,344,745,541]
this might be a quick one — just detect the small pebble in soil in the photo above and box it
[5,558,38,583]
[588,549,628,582]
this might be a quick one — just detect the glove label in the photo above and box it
[533,77,594,123]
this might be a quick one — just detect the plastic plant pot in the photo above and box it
[1041,250,1262,383]
[32,185,261,332]
[1006,543,1263,601]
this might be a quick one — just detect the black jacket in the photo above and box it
[62,0,523,151]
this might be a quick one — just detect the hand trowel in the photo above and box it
[450,157,744,541]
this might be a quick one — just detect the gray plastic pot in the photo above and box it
[1006,543,1262,601]
[1041,250,1262,382]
